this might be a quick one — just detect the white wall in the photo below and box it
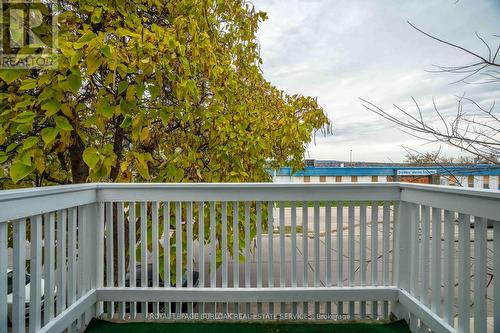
[490,175,499,190]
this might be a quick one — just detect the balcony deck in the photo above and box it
[0,183,499,333]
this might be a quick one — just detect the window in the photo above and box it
[335,176,342,182]
[351,176,358,182]
[304,176,310,183]
[319,176,326,183]
[468,175,474,188]
[371,176,378,182]
[387,176,394,182]
[484,175,489,189]
[449,176,456,186]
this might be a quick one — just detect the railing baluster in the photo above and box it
[222,201,228,290]
[175,201,181,314]
[186,201,193,314]
[336,201,343,316]
[44,212,56,324]
[210,202,216,290]
[443,210,455,326]
[77,206,86,328]
[458,213,470,333]
[66,208,76,331]
[105,202,114,319]
[359,201,367,319]
[0,221,6,333]
[267,200,274,314]
[494,220,500,332]
[163,202,170,317]
[409,204,419,298]
[325,201,332,316]
[382,202,390,318]
[279,201,286,313]
[474,216,487,333]
[291,201,297,315]
[233,201,239,314]
[96,203,105,317]
[211,201,218,315]
[67,208,77,310]
[348,202,355,319]
[371,201,379,318]
[56,210,68,316]
[141,201,148,317]
[303,201,309,315]
[420,205,430,305]
[431,207,442,315]
[151,202,159,315]
[128,202,137,318]
[244,201,250,314]
[256,202,262,315]
[13,218,26,333]
[199,201,205,315]
[29,215,42,333]
[117,202,126,319]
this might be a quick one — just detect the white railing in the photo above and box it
[0,183,498,333]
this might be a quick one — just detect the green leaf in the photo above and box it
[76,31,96,44]
[91,7,103,24]
[22,136,39,149]
[6,143,18,153]
[20,151,32,166]
[0,152,8,164]
[0,69,23,84]
[120,115,132,128]
[54,116,73,131]
[14,99,32,109]
[117,81,129,95]
[41,127,59,146]
[19,81,37,91]
[10,160,35,183]
[13,111,36,123]
[86,55,102,75]
[83,147,100,169]
[96,99,113,119]
[100,45,112,59]
[41,99,62,117]
[67,73,82,93]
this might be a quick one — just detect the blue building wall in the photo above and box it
[275,165,500,177]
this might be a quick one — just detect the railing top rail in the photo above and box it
[400,182,500,221]
[0,184,97,222]
[1,182,498,222]
[0,183,96,202]
[400,182,500,200]
[95,182,402,202]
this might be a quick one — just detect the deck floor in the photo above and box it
[85,318,411,333]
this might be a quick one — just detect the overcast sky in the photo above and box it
[252,0,500,162]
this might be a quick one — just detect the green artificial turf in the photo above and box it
[85,319,411,333]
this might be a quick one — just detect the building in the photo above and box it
[273,160,500,190]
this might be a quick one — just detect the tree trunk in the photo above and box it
[69,133,89,184]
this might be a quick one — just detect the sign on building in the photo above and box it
[397,169,437,176]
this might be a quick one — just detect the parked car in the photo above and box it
[124,264,199,313]
[6,269,45,326]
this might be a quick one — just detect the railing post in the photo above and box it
[96,202,105,317]
[393,200,411,319]
[0,222,6,333]
[494,220,500,332]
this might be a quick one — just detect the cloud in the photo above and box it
[253,0,500,162]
